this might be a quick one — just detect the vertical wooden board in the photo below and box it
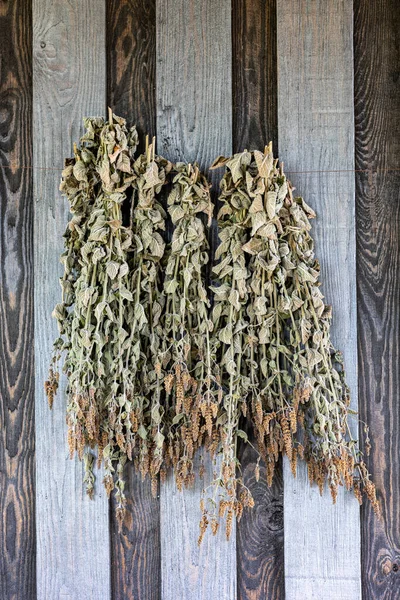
[354,0,400,597]
[277,1,361,598]
[156,0,231,191]
[237,445,284,600]
[0,1,35,599]
[156,1,235,598]
[107,0,156,151]
[33,2,110,598]
[232,2,284,598]
[106,2,161,598]
[232,0,278,154]
[159,454,236,600]
[110,478,161,600]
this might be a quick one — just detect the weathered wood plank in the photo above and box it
[232,0,278,154]
[107,0,156,152]
[354,0,400,597]
[232,2,284,598]
[237,445,284,600]
[156,0,231,193]
[156,1,235,598]
[33,2,110,598]
[277,1,361,598]
[110,479,161,600]
[0,2,35,599]
[106,2,161,598]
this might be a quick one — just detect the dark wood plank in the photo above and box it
[156,1,236,598]
[110,477,161,600]
[0,2,35,599]
[106,2,160,599]
[232,0,278,154]
[354,0,400,597]
[277,1,360,597]
[33,1,110,597]
[237,444,284,600]
[232,2,284,598]
[107,0,156,153]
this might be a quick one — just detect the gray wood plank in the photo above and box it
[33,2,110,598]
[277,1,361,598]
[156,1,236,598]
[156,0,231,193]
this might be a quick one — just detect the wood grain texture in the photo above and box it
[354,0,400,597]
[232,0,278,154]
[156,0,232,192]
[156,1,235,598]
[110,474,161,600]
[33,2,110,598]
[160,454,236,600]
[106,2,161,598]
[232,3,284,598]
[277,1,361,598]
[0,1,35,599]
[237,444,284,600]
[106,0,156,152]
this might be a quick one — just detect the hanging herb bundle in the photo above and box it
[103,138,173,518]
[46,111,139,501]
[45,113,173,517]
[47,111,378,544]
[122,138,172,504]
[210,145,379,517]
[197,152,255,543]
[153,163,215,491]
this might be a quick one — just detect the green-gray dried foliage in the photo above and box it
[46,112,139,500]
[203,145,378,543]
[152,163,215,490]
[46,114,378,544]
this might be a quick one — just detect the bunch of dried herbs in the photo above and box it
[46,111,139,503]
[151,163,215,493]
[197,153,255,543]
[47,111,378,544]
[208,146,379,528]
[105,137,173,519]
[45,113,170,520]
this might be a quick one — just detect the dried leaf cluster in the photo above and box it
[46,113,378,542]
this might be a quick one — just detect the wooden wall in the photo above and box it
[0,0,398,598]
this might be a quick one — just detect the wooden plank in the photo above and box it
[354,0,400,597]
[232,0,278,154]
[237,445,284,600]
[156,1,235,598]
[107,0,156,151]
[156,0,231,193]
[277,1,361,598]
[232,2,284,598]
[106,2,161,598]
[0,2,35,599]
[33,2,110,598]
[110,480,161,600]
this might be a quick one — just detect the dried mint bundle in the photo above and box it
[105,137,173,518]
[197,154,256,543]
[46,112,378,544]
[208,146,379,521]
[46,111,139,503]
[152,163,215,492]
